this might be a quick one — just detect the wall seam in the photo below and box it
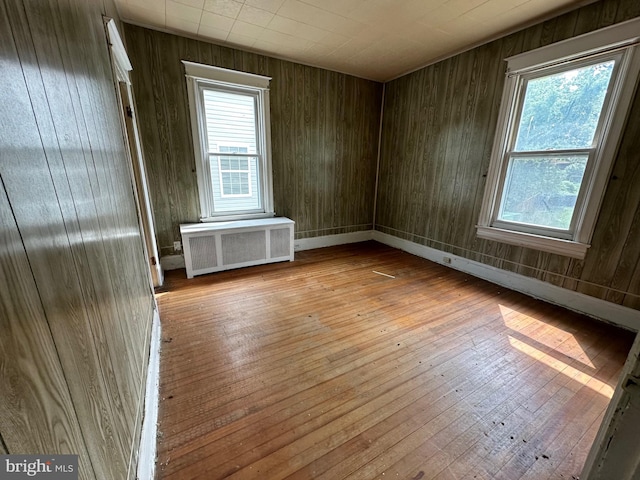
[372,83,386,230]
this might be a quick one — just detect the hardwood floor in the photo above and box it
[155,241,634,480]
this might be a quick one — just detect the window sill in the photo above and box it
[476,225,590,259]
[200,212,276,223]
[182,217,294,235]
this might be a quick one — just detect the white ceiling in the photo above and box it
[115,0,594,82]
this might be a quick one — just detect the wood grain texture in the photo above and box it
[123,24,382,254]
[154,242,633,479]
[0,183,93,477]
[0,0,154,478]
[376,0,640,311]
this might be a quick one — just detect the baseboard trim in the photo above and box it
[161,254,185,271]
[294,230,374,251]
[372,231,640,332]
[137,308,161,480]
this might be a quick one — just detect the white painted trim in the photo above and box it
[180,217,294,234]
[506,17,640,73]
[106,19,132,83]
[372,231,640,331]
[294,230,374,251]
[161,254,185,271]
[182,60,271,89]
[476,225,589,259]
[136,309,161,480]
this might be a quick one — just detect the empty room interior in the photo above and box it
[2,0,640,479]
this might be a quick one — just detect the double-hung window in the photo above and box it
[477,18,640,258]
[183,61,274,221]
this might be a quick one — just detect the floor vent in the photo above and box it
[180,218,294,278]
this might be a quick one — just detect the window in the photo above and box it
[183,61,274,221]
[477,18,640,258]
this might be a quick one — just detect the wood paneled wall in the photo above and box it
[123,25,382,255]
[376,0,640,311]
[0,0,154,478]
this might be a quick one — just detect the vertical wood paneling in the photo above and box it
[124,25,382,249]
[377,0,640,311]
[0,0,154,478]
[15,0,142,450]
[0,176,93,478]
[1,4,126,472]
[271,56,296,223]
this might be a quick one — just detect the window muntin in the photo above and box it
[183,61,273,221]
[477,18,640,259]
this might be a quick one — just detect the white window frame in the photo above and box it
[477,18,640,259]
[183,60,274,222]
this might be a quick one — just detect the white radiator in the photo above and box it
[180,218,295,278]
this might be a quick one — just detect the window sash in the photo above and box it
[491,150,594,239]
[509,53,622,151]
[201,86,260,156]
[196,83,266,216]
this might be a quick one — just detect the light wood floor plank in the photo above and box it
[155,242,634,480]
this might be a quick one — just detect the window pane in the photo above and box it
[514,61,614,151]
[203,89,257,154]
[499,155,587,230]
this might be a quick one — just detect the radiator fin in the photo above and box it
[189,235,217,271]
[221,231,266,265]
[270,228,291,258]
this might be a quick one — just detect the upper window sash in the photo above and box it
[199,83,261,153]
[509,52,624,153]
[477,17,640,259]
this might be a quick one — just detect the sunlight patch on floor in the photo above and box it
[507,335,614,398]
[500,304,595,368]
